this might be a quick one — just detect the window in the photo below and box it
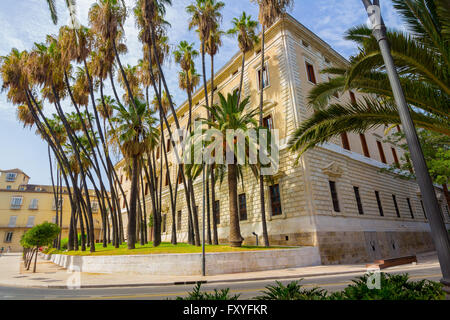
[122,198,126,209]
[353,186,364,215]
[6,173,17,182]
[420,200,427,219]
[329,181,340,212]
[52,198,63,210]
[165,170,169,186]
[269,184,282,216]
[145,183,149,195]
[391,148,400,167]
[29,199,38,210]
[349,91,357,104]
[407,198,414,219]
[305,62,316,84]
[257,64,269,90]
[6,185,11,190]
[162,214,167,233]
[375,191,384,216]
[238,194,247,221]
[10,196,23,209]
[26,216,35,228]
[213,200,220,225]
[91,201,99,212]
[392,195,400,218]
[360,134,370,158]
[178,167,183,185]
[340,133,350,151]
[167,139,171,152]
[120,175,123,184]
[8,216,17,227]
[263,115,274,130]
[376,141,387,164]
[4,232,13,243]
[177,211,182,231]
[329,77,339,98]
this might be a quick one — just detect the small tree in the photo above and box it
[21,222,61,273]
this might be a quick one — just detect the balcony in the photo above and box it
[10,204,22,210]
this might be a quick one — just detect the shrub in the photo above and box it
[255,280,328,300]
[177,283,240,300]
[329,273,444,300]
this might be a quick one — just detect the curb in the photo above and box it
[44,269,369,289]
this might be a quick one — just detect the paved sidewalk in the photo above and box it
[0,251,441,289]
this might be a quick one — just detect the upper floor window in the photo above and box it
[340,133,350,151]
[52,199,63,210]
[238,194,247,221]
[420,200,427,219]
[91,201,99,212]
[349,91,357,104]
[376,140,387,164]
[257,64,270,90]
[269,184,282,216]
[305,62,316,84]
[8,216,17,227]
[358,134,370,158]
[10,196,23,209]
[29,199,38,210]
[391,148,400,167]
[6,173,17,182]
[26,216,35,228]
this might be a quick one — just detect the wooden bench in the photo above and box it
[366,255,417,269]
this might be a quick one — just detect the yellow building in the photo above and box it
[0,168,102,252]
[116,14,450,263]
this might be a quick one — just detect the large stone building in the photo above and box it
[116,14,450,264]
[0,168,102,252]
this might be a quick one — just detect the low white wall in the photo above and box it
[43,246,321,276]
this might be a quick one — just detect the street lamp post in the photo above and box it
[361,0,450,297]
[202,157,206,277]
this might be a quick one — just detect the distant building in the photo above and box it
[0,168,102,252]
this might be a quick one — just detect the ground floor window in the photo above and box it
[213,200,220,225]
[4,232,13,243]
[269,184,282,216]
[329,181,340,212]
[162,214,167,233]
[238,194,247,221]
[375,191,384,216]
[353,186,364,215]
[177,211,182,231]
[392,195,400,217]
[407,198,414,219]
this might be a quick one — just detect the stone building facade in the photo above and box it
[116,14,450,264]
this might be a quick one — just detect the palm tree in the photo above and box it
[109,99,158,249]
[45,0,58,24]
[252,0,293,247]
[289,0,449,158]
[227,12,259,105]
[200,91,259,247]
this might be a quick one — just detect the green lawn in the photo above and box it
[45,242,295,256]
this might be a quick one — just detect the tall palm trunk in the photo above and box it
[259,25,270,247]
[228,163,242,247]
[128,155,139,249]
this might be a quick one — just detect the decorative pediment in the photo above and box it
[322,162,344,178]
[263,100,278,112]
[264,170,286,183]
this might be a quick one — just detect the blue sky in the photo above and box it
[0,0,405,185]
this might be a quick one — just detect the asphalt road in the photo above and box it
[0,264,442,300]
